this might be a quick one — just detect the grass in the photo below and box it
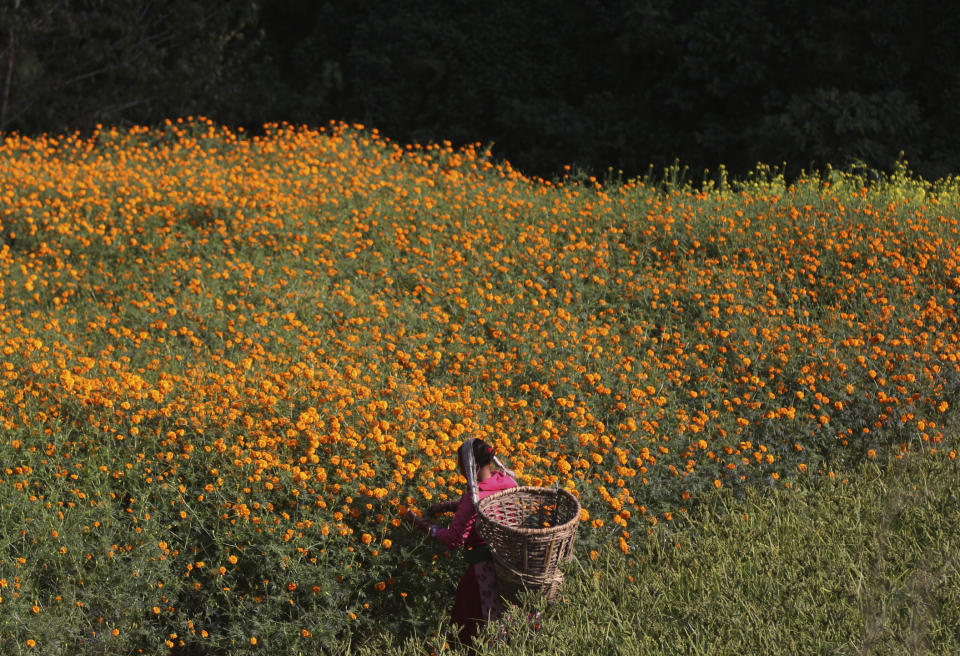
[358,447,960,655]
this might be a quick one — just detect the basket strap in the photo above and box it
[460,438,480,508]
[492,454,516,479]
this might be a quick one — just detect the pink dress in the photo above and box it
[431,471,517,646]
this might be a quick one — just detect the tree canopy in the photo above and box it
[2,0,957,180]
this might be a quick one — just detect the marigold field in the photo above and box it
[0,118,959,653]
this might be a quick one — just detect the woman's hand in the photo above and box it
[403,510,430,532]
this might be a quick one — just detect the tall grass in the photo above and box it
[356,448,960,655]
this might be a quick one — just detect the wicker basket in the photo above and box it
[476,486,580,601]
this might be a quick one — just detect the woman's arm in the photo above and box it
[427,499,458,515]
[432,496,476,549]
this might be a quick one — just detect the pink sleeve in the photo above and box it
[432,495,475,549]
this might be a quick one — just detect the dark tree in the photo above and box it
[2,0,959,180]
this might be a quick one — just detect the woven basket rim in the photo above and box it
[477,485,581,536]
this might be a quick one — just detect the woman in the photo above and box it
[405,437,517,648]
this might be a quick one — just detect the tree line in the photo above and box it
[2,0,958,181]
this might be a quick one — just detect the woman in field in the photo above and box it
[405,438,517,648]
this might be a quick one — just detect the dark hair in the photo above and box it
[472,439,495,467]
